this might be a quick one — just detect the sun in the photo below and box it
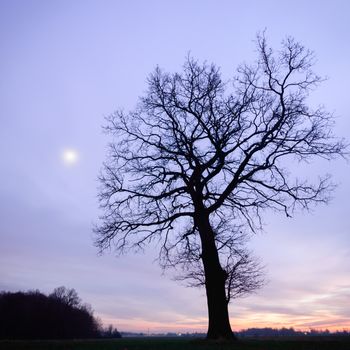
[62,149,79,165]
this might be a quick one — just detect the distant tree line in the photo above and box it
[237,327,350,338]
[0,287,121,340]
[121,328,350,338]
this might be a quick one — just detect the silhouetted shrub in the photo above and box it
[100,324,122,338]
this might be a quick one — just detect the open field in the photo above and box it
[1,337,350,350]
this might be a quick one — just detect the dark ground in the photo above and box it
[1,337,350,350]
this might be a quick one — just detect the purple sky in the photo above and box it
[1,0,349,332]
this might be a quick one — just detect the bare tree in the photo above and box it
[49,286,81,308]
[95,34,346,340]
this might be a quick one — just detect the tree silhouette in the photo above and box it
[95,34,346,340]
[0,288,101,339]
[49,286,81,308]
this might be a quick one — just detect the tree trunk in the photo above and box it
[195,212,236,340]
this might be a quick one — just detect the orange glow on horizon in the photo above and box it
[100,314,350,334]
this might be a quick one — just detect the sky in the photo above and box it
[0,0,349,333]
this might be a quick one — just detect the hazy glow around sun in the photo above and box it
[62,149,79,165]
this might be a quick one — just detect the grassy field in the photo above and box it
[1,337,350,350]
